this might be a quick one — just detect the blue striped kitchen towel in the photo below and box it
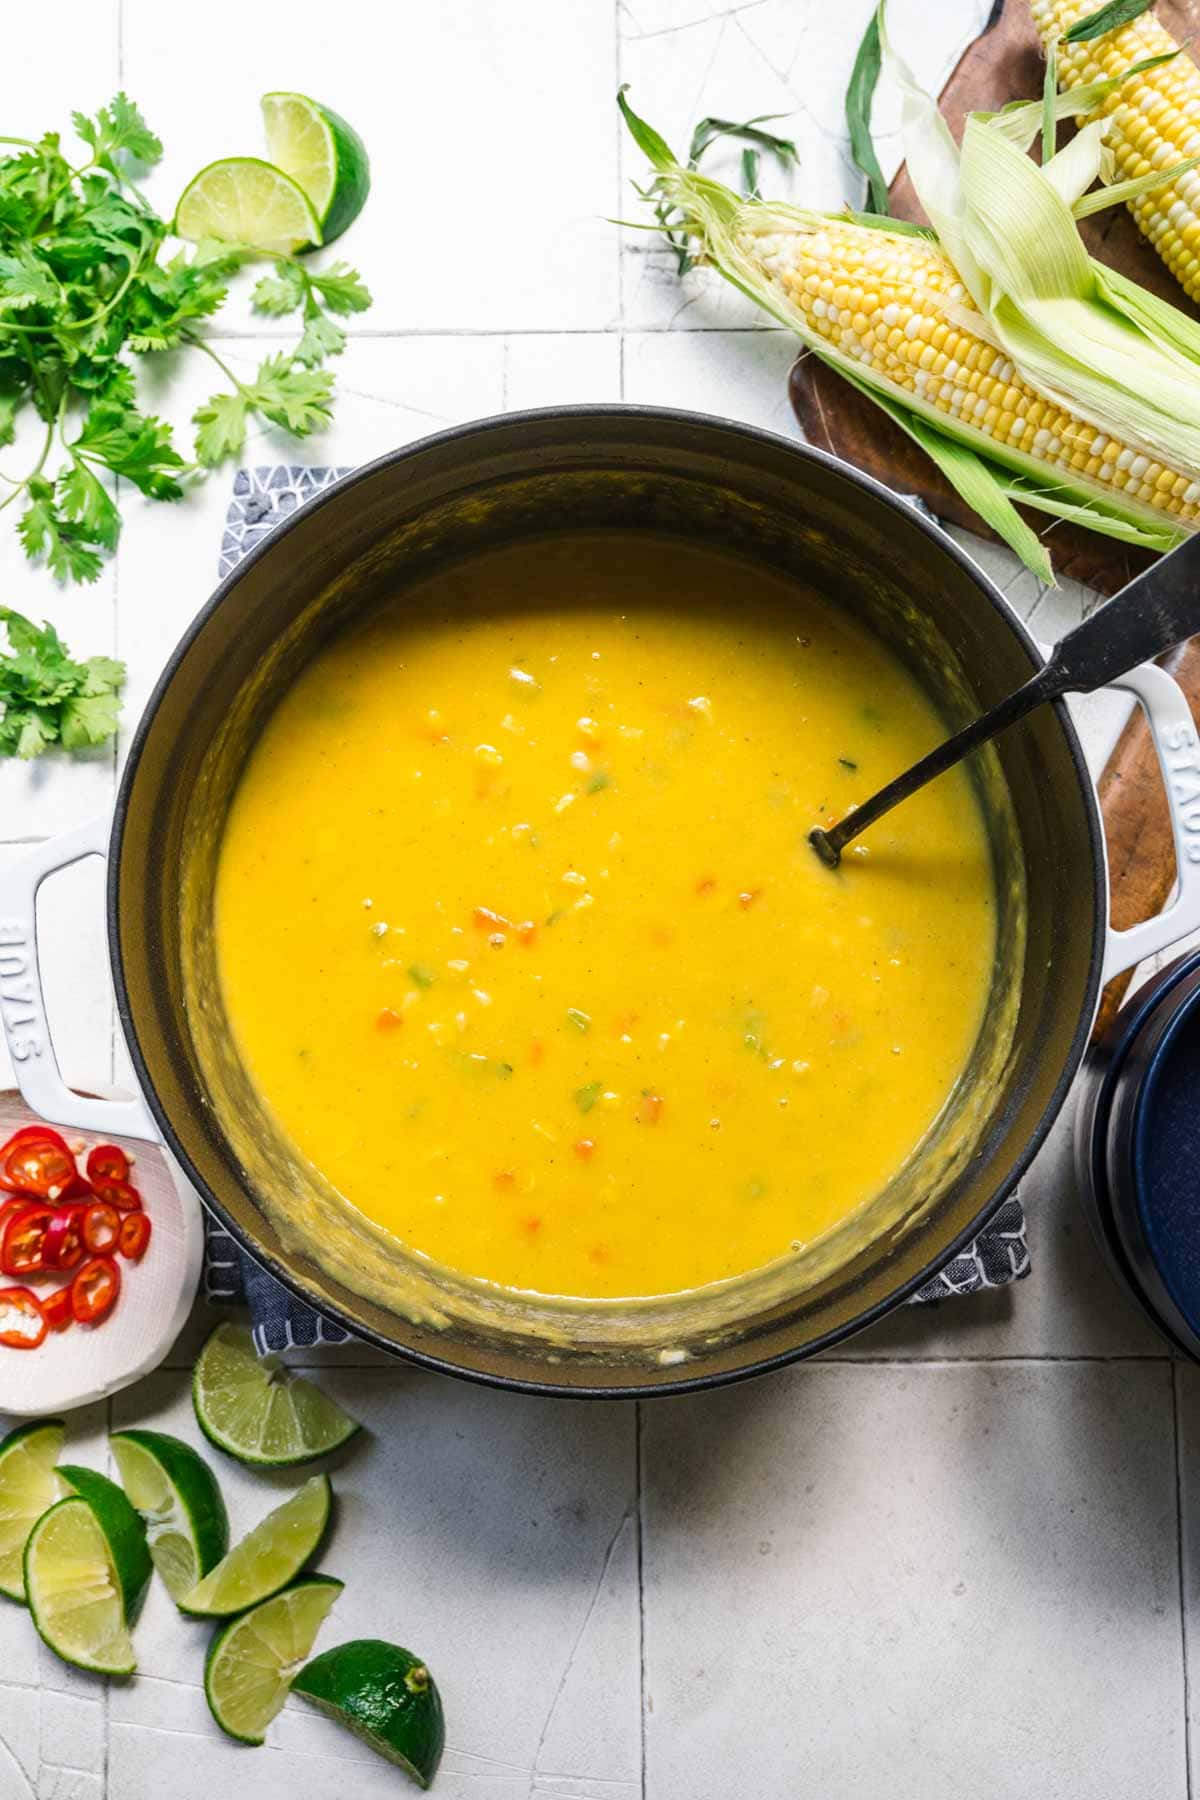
[203,467,1030,1354]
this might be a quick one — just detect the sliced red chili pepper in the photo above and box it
[0,1204,51,1277]
[90,1176,141,1214]
[86,1144,130,1186]
[0,1125,71,1161]
[0,1197,32,1237]
[117,1213,151,1263]
[81,1202,120,1255]
[0,1286,47,1349]
[41,1286,73,1332]
[0,1133,78,1202]
[71,1255,120,1325]
[42,1205,86,1274]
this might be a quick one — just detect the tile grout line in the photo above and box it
[614,0,625,331]
[635,1399,647,1800]
[194,324,785,341]
[1175,1362,1193,1800]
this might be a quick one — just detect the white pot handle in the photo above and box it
[0,816,158,1141]
[1102,659,1200,983]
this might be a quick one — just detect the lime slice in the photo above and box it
[57,1465,152,1623]
[193,1322,360,1468]
[205,1574,343,1744]
[292,1639,446,1788]
[175,157,321,254]
[261,92,370,245]
[110,1429,229,1604]
[179,1473,331,1617]
[0,1418,64,1603]
[25,1497,136,1675]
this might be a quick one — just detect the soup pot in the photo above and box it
[2,408,1199,1396]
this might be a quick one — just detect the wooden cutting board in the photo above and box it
[786,0,1200,1034]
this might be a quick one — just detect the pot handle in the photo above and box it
[1102,659,1200,983]
[0,816,158,1142]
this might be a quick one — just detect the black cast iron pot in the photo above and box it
[7,408,1197,1395]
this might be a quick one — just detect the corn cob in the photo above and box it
[749,214,1200,524]
[1030,0,1200,301]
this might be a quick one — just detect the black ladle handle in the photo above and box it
[811,532,1200,868]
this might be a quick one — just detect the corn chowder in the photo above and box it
[215,534,996,1302]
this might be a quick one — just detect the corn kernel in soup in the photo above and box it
[214,534,996,1302]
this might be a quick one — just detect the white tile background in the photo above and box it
[0,2,1196,1796]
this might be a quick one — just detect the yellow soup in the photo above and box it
[215,534,996,1302]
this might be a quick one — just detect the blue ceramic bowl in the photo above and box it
[1075,950,1200,1356]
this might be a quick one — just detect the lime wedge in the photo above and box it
[179,1473,331,1618]
[292,1639,446,1788]
[0,1418,64,1603]
[193,1322,360,1468]
[25,1496,136,1675]
[261,92,370,244]
[110,1429,229,1604]
[175,156,321,254]
[57,1465,152,1623]
[205,1574,343,1744]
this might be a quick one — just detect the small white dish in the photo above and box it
[0,1091,204,1417]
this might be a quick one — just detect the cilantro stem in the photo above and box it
[0,417,53,516]
[186,334,250,394]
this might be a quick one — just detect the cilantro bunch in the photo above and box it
[0,608,124,758]
[0,95,371,583]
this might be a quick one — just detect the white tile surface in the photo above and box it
[0,0,1192,1794]
[642,1363,1186,1800]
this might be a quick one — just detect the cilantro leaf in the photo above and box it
[245,354,334,436]
[295,309,346,366]
[17,478,105,583]
[0,253,59,312]
[57,459,121,551]
[192,389,249,465]
[59,686,121,750]
[252,262,307,316]
[74,400,185,500]
[72,94,162,168]
[0,606,125,757]
[308,262,371,315]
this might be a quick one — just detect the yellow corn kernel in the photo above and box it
[1030,0,1200,302]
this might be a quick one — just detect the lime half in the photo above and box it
[57,1465,152,1623]
[292,1639,446,1788]
[262,92,370,244]
[179,1472,331,1618]
[193,1322,360,1468]
[175,156,321,254]
[0,1418,64,1603]
[25,1497,136,1675]
[205,1573,343,1744]
[110,1429,229,1604]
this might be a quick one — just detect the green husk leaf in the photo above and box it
[1095,263,1200,359]
[1042,40,1058,167]
[1062,0,1154,43]
[1072,153,1200,219]
[838,209,935,239]
[617,87,676,174]
[845,11,890,216]
[1042,120,1109,208]
[831,359,1054,580]
[688,113,797,170]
